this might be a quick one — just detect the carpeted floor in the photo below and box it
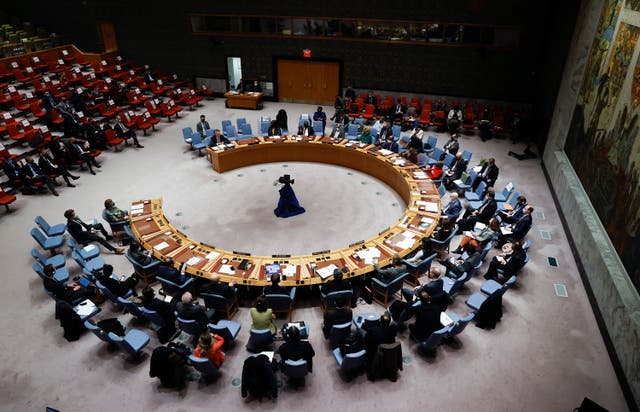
[0,98,628,412]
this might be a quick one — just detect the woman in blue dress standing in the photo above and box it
[274,174,305,218]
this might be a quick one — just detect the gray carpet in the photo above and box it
[0,98,628,412]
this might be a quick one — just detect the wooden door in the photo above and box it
[97,23,118,53]
[277,59,339,103]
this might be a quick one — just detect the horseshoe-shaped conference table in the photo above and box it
[129,136,441,288]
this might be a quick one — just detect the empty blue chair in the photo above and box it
[84,320,111,343]
[392,125,401,138]
[454,170,478,192]
[425,135,437,154]
[224,125,237,139]
[201,292,238,318]
[446,312,475,339]
[353,117,365,126]
[208,320,241,348]
[236,117,247,130]
[32,261,69,282]
[117,296,146,322]
[31,247,65,268]
[328,321,352,349]
[417,326,448,354]
[313,120,324,136]
[438,183,446,198]
[240,123,254,137]
[282,359,309,383]
[71,250,105,274]
[108,329,150,358]
[465,292,488,311]
[189,354,220,382]
[264,287,296,321]
[371,272,408,307]
[443,272,469,296]
[465,181,486,202]
[522,239,532,252]
[427,147,444,165]
[30,227,64,254]
[181,127,193,146]
[443,152,456,168]
[497,191,521,211]
[140,306,167,329]
[35,216,66,236]
[333,348,367,375]
[157,276,194,297]
[462,149,472,164]
[494,182,515,202]
[346,124,359,140]
[189,132,207,156]
[403,252,438,286]
[260,121,270,137]
[95,280,132,307]
[246,328,274,353]
[221,120,232,131]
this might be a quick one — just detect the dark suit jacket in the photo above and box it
[323,307,353,337]
[321,279,351,295]
[264,284,289,296]
[375,264,407,283]
[157,265,189,285]
[20,162,45,179]
[2,159,21,181]
[296,126,315,136]
[443,139,459,155]
[477,199,498,223]
[443,199,462,220]
[378,126,392,141]
[38,154,60,175]
[278,340,315,372]
[410,302,442,341]
[511,214,532,240]
[196,120,210,136]
[451,252,482,276]
[176,301,210,329]
[200,282,235,300]
[479,163,499,187]
[114,122,133,137]
[142,296,176,325]
[503,249,527,276]
[210,134,230,146]
[365,324,397,356]
[449,158,468,179]
[66,217,93,243]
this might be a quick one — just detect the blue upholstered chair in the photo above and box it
[157,275,194,297]
[117,296,146,322]
[189,132,207,156]
[201,292,238,318]
[177,316,204,339]
[208,320,241,348]
[371,272,408,307]
[282,359,309,384]
[320,289,353,311]
[264,287,296,321]
[67,238,100,260]
[181,127,193,147]
[246,328,274,353]
[140,306,167,329]
[31,247,65,268]
[327,321,352,349]
[188,354,220,382]
[417,326,449,354]
[95,279,132,308]
[107,329,150,358]
[494,182,515,202]
[445,312,475,340]
[32,261,69,282]
[465,181,486,202]
[403,252,438,286]
[35,215,66,236]
[30,227,64,254]
[332,348,367,376]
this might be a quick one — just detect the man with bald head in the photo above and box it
[176,291,216,329]
[199,274,236,300]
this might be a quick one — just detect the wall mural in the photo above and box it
[566,0,640,291]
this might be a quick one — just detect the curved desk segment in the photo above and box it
[130,137,441,287]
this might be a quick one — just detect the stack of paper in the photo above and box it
[74,300,97,316]
[417,201,439,212]
[205,251,220,260]
[282,265,297,277]
[186,256,202,266]
[219,264,235,274]
[440,312,454,327]
[413,171,428,179]
[356,247,381,265]
[316,264,339,279]
[378,149,393,156]
[154,242,170,251]
[83,244,97,253]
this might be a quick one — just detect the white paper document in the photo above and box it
[282,265,297,277]
[205,251,220,260]
[219,264,235,274]
[440,312,454,327]
[186,256,202,266]
[356,247,381,265]
[74,300,97,316]
[316,264,339,279]
[83,244,97,252]
[154,242,170,251]
[378,149,393,156]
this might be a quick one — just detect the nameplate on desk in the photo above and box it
[312,250,330,255]
[233,250,251,256]
[272,254,291,258]
[378,227,390,235]
[348,240,365,247]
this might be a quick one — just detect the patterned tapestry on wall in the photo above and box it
[566,0,640,291]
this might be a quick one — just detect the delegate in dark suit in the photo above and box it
[475,159,499,189]
[200,282,236,300]
[20,158,58,196]
[365,317,397,359]
[65,209,121,253]
[114,119,142,147]
[322,306,353,338]
[196,119,210,137]
[457,193,498,230]
[442,197,462,220]
[278,339,315,372]
[409,301,442,342]
[485,246,527,280]
[176,301,213,329]
[440,251,482,278]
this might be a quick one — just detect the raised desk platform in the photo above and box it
[130,138,440,287]
[224,91,263,110]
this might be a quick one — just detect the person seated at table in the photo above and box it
[439,244,482,278]
[458,191,497,230]
[431,218,455,242]
[248,80,262,93]
[176,291,216,329]
[199,274,236,300]
[297,121,315,137]
[426,160,444,180]
[264,273,288,295]
[193,332,226,367]
[103,198,129,226]
[441,133,460,158]
[401,267,448,311]
[358,127,373,144]
[140,286,177,339]
[196,114,211,137]
[409,291,442,342]
[128,242,156,265]
[391,98,406,123]
[441,193,462,221]
[380,134,399,153]
[250,296,276,335]
[328,123,345,140]
[208,129,230,146]
[268,120,282,137]
[278,325,315,372]
[276,109,288,133]
[37,147,80,188]
[407,129,425,153]
[400,147,418,164]
[484,241,527,282]
[321,269,351,295]
[157,258,190,285]
[42,264,94,304]
[452,217,500,254]
[499,195,528,224]
[96,264,139,297]
[405,237,435,264]
[322,295,353,338]
[364,312,397,360]
[236,79,246,93]
[65,209,124,254]
[442,152,468,190]
[373,254,407,283]
[20,157,59,196]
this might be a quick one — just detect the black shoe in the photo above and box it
[95,163,101,168]
[106,235,114,241]
[136,144,144,148]
[67,183,76,188]
[71,175,80,180]
[52,191,59,196]
[452,248,462,254]
[90,170,96,175]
